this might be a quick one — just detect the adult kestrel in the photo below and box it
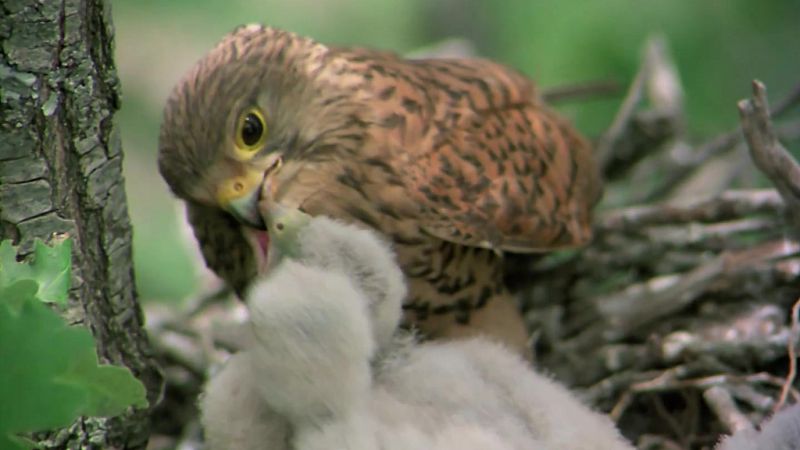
[158,25,601,355]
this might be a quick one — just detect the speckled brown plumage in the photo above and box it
[158,25,602,354]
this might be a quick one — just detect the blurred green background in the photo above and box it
[111,0,800,302]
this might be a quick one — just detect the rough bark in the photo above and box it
[0,1,162,448]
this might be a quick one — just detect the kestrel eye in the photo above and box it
[236,108,267,151]
[241,114,263,145]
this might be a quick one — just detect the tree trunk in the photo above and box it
[0,1,162,448]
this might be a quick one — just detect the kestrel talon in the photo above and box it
[158,25,602,355]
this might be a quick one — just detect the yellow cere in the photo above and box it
[216,167,264,205]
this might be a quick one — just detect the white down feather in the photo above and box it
[201,216,636,450]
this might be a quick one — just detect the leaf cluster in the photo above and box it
[0,239,147,450]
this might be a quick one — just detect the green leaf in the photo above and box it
[0,238,72,305]
[0,238,147,445]
[0,280,38,314]
[31,239,72,304]
[59,348,148,417]
[0,241,33,289]
[0,298,91,437]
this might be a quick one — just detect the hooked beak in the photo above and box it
[217,156,283,230]
[227,184,265,229]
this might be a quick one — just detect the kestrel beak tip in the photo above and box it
[225,187,266,229]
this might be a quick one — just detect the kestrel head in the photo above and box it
[158,25,350,229]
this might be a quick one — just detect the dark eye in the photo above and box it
[241,113,263,146]
[236,108,267,151]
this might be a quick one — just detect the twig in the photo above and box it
[582,369,657,406]
[683,390,702,442]
[631,112,800,204]
[608,368,799,426]
[775,297,800,412]
[641,217,778,247]
[595,37,655,172]
[649,394,689,446]
[644,35,684,119]
[631,371,793,394]
[703,386,754,433]
[659,305,789,365]
[769,82,800,118]
[576,257,732,346]
[720,238,800,271]
[728,383,775,412]
[542,79,621,103]
[609,390,634,422]
[570,238,800,348]
[738,80,800,228]
[598,189,783,231]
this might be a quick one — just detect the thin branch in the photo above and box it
[650,394,690,446]
[659,305,790,365]
[609,369,796,426]
[631,372,790,394]
[567,239,800,349]
[598,189,783,231]
[595,39,652,172]
[703,386,754,433]
[542,79,622,103]
[641,217,778,247]
[644,36,684,119]
[609,390,634,422]
[738,80,800,228]
[775,297,800,412]
[769,82,800,118]
[632,104,800,203]
[728,383,775,411]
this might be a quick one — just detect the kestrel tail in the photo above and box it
[157,25,602,356]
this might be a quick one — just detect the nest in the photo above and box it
[144,37,800,450]
[516,37,800,449]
